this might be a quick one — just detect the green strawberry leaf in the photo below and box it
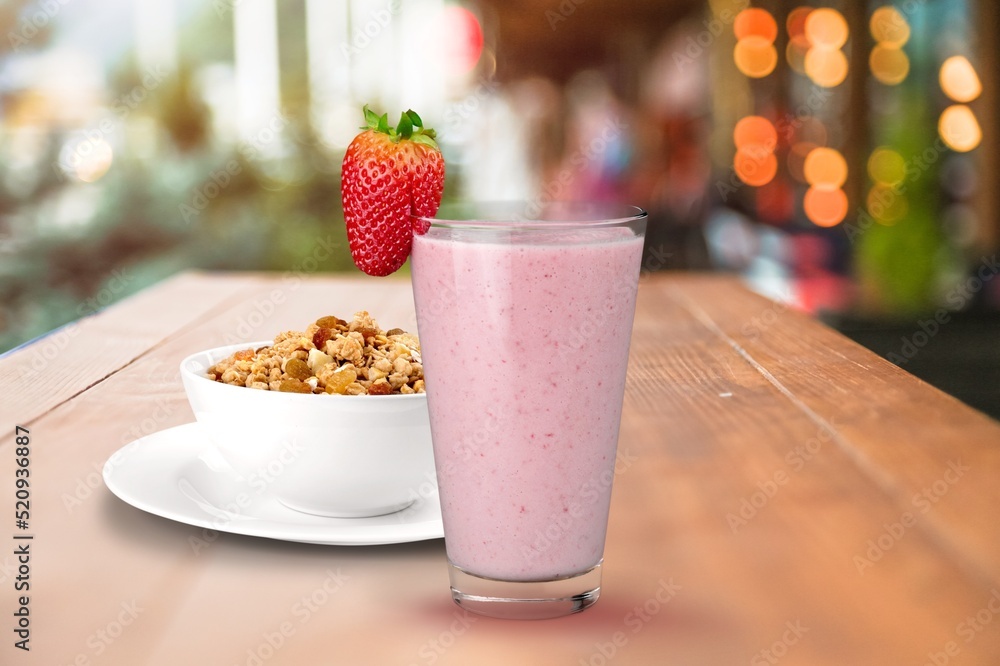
[397,112,413,139]
[377,113,390,134]
[411,133,440,150]
[363,104,380,130]
[405,109,423,128]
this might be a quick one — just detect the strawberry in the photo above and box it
[341,106,445,276]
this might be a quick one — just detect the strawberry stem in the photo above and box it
[358,104,439,150]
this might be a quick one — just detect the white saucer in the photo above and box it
[103,423,444,546]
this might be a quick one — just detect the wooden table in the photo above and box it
[3,271,1000,665]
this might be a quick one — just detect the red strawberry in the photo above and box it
[341,106,445,276]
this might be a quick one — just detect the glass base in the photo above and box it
[448,561,602,620]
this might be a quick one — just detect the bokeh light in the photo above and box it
[870,6,910,47]
[868,148,907,186]
[939,105,983,153]
[734,8,778,42]
[804,147,848,189]
[734,36,779,78]
[793,117,828,146]
[804,186,849,227]
[788,142,818,183]
[734,147,778,187]
[787,6,813,39]
[870,44,910,85]
[805,47,849,87]
[867,185,908,225]
[940,56,982,103]
[442,6,484,74]
[805,8,849,49]
[734,116,777,152]
[786,36,810,74]
[61,138,114,183]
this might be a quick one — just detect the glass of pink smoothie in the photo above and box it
[411,202,647,619]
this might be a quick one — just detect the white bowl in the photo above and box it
[180,342,436,518]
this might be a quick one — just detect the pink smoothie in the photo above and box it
[411,226,644,581]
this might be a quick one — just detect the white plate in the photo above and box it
[103,423,444,546]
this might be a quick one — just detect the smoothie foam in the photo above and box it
[412,226,643,581]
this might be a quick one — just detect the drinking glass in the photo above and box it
[411,201,647,619]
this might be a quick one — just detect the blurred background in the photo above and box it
[1,0,998,414]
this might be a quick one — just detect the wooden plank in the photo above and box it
[0,271,265,430]
[3,272,1000,665]
[664,276,1000,585]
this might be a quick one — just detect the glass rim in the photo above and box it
[415,201,647,230]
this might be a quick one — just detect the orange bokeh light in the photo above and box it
[805,47,849,87]
[734,116,778,152]
[734,147,778,187]
[939,105,983,153]
[787,7,813,39]
[788,142,818,183]
[870,44,910,85]
[804,187,849,227]
[940,56,982,103]
[804,147,848,189]
[734,36,779,78]
[870,6,910,47]
[734,8,778,42]
[805,8,849,49]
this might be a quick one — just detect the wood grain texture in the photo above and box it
[0,271,265,430]
[2,271,1000,666]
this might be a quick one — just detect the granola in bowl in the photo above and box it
[207,311,424,395]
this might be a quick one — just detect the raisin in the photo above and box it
[358,326,379,341]
[284,358,311,381]
[277,379,312,393]
[313,327,335,350]
[234,349,255,361]
[385,328,406,336]
[367,381,392,396]
[316,316,347,329]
